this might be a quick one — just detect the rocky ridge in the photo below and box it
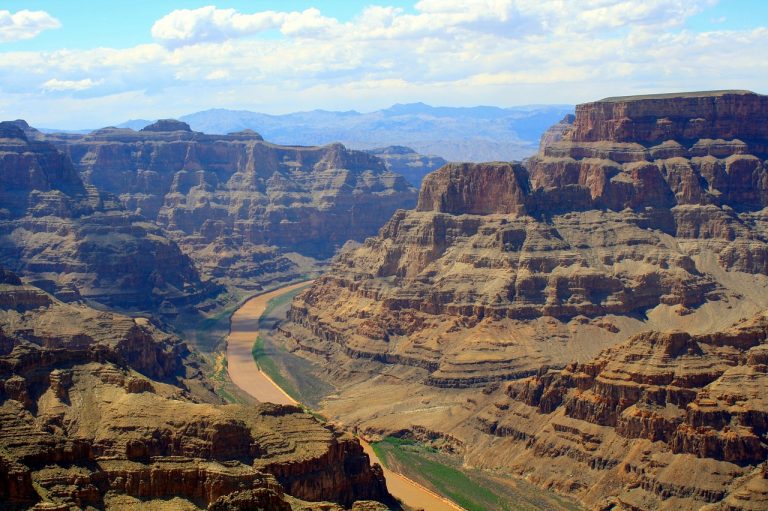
[276,91,768,509]
[47,122,417,291]
[285,90,768,388]
[0,271,393,510]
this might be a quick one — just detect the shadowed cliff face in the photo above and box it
[0,125,212,311]
[49,125,417,290]
[278,91,768,510]
[0,272,393,510]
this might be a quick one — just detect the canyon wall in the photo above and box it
[48,121,417,290]
[278,91,768,510]
[472,312,768,510]
[0,121,213,312]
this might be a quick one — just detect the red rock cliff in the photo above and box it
[567,90,768,143]
[416,162,530,215]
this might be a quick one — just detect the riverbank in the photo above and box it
[225,281,466,511]
[226,281,307,406]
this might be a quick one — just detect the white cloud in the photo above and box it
[42,78,100,92]
[205,69,230,81]
[0,9,61,42]
[280,8,341,38]
[151,6,283,46]
[0,1,766,128]
[151,6,339,46]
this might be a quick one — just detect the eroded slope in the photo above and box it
[278,91,768,509]
[0,271,392,510]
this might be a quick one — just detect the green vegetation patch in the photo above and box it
[252,334,300,400]
[372,437,501,511]
[252,284,335,408]
[372,437,582,511]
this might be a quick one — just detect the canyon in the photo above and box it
[0,270,394,510]
[47,120,417,295]
[278,90,768,509]
[0,119,417,509]
[3,89,767,509]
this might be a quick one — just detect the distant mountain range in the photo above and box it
[114,103,573,162]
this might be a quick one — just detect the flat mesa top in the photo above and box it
[598,90,757,102]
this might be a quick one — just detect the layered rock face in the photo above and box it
[566,90,768,143]
[0,273,392,510]
[0,122,211,311]
[277,91,768,509]
[473,312,768,510]
[50,123,416,290]
[286,90,768,388]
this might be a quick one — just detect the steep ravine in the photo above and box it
[225,283,467,511]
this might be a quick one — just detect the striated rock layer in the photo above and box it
[48,122,417,290]
[0,121,214,312]
[277,91,768,509]
[0,271,393,510]
[286,90,768,387]
[471,312,768,510]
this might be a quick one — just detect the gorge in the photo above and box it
[2,89,767,510]
[0,120,415,510]
[277,90,768,510]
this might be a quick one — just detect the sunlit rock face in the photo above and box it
[0,271,393,510]
[278,91,768,510]
[287,90,768,387]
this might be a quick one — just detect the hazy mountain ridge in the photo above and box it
[110,103,573,163]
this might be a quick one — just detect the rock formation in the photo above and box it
[0,121,213,312]
[473,311,768,510]
[364,146,448,188]
[277,91,768,509]
[0,271,393,510]
[566,90,768,144]
[47,124,417,291]
[285,90,768,386]
[537,113,575,152]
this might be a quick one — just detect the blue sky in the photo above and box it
[0,1,766,128]
[1,1,418,50]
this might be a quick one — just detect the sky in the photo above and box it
[0,0,766,128]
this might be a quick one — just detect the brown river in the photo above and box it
[226,282,465,511]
